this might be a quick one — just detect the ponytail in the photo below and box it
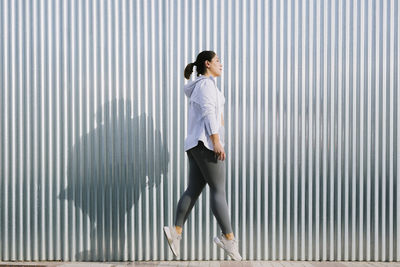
[184,62,196,80]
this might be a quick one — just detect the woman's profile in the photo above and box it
[163,50,242,261]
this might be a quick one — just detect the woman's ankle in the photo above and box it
[175,225,182,235]
[224,232,234,240]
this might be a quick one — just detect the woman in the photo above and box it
[163,50,242,261]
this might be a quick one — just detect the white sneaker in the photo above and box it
[163,226,182,257]
[214,233,242,261]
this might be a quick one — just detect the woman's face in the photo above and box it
[205,55,223,77]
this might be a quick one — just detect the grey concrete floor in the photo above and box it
[0,261,400,267]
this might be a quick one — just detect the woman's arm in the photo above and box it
[191,79,220,136]
[191,79,226,160]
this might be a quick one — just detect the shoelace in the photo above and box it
[231,239,239,250]
[221,234,239,250]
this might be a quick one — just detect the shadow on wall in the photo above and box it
[58,98,169,261]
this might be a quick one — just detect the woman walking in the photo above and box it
[163,50,242,261]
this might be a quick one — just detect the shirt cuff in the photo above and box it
[204,114,219,136]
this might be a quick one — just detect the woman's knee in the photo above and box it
[210,186,226,197]
[186,183,205,197]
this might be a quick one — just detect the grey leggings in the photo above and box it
[174,141,233,234]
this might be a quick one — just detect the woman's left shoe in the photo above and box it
[163,226,182,257]
[214,233,242,261]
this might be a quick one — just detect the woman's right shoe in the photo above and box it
[163,226,182,257]
[213,233,242,261]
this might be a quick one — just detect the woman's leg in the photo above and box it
[174,150,207,230]
[189,142,233,235]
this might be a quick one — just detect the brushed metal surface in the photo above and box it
[0,0,398,262]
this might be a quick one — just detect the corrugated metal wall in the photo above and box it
[0,0,399,262]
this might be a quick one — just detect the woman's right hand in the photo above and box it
[210,133,225,161]
[213,141,226,161]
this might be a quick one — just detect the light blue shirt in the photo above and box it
[184,75,225,152]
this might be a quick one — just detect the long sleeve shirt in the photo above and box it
[183,75,225,152]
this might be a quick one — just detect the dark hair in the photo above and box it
[184,50,216,80]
